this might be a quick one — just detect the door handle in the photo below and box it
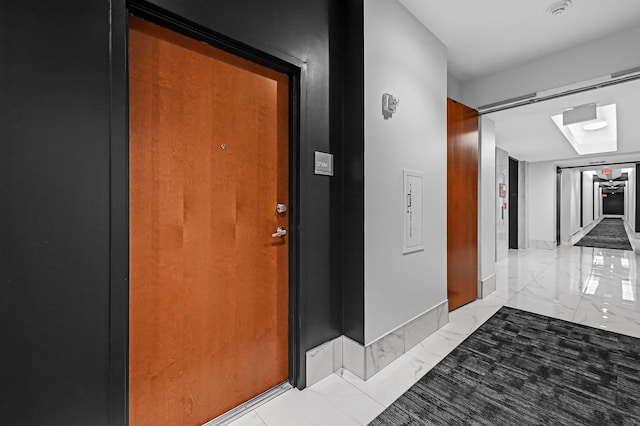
[271,226,287,238]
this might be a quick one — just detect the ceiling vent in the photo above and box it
[546,0,572,16]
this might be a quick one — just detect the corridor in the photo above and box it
[226,230,640,426]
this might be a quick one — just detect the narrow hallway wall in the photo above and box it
[479,117,496,297]
[518,161,528,248]
[625,167,636,230]
[560,169,581,243]
[363,0,447,344]
[495,148,509,259]
[582,172,595,228]
[526,162,557,249]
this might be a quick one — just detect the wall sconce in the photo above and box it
[382,93,399,119]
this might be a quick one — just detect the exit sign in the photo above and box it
[602,168,612,174]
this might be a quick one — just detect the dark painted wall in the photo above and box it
[579,171,584,227]
[556,168,562,246]
[603,193,624,215]
[341,0,365,345]
[0,1,111,425]
[1,0,343,424]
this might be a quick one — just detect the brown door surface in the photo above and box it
[129,17,289,426]
[447,98,478,311]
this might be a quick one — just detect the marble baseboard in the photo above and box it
[623,220,639,240]
[568,230,581,244]
[567,221,599,245]
[364,329,405,379]
[342,300,448,381]
[480,273,496,298]
[529,240,555,250]
[306,336,343,387]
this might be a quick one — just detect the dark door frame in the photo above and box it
[508,157,518,249]
[556,167,562,246]
[109,2,303,423]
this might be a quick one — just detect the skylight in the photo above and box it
[551,104,617,155]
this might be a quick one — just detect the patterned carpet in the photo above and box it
[574,218,632,251]
[370,307,640,426]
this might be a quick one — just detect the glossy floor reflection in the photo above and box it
[226,242,640,426]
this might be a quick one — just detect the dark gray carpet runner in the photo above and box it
[370,307,640,426]
[574,218,632,251]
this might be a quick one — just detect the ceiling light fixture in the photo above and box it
[550,104,617,156]
[584,121,608,131]
[546,0,572,16]
[563,103,597,125]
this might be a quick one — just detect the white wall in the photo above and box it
[495,148,509,260]
[570,172,580,234]
[560,170,581,242]
[479,116,496,286]
[447,74,462,103]
[459,26,640,108]
[625,167,636,230]
[582,172,595,228]
[559,171,570,242]
[363,0,447,344]
[527,161,557,247]
[518,161,527,248]
[625,183,629,221]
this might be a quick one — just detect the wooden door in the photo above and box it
[129,17,289,426]
[447,98,478,311]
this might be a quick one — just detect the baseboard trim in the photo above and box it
[305,335,343,387]
[480,273,496,298]
[528,240,555,250]
[341,299,449,381]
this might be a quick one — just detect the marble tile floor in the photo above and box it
[227,243,640,426]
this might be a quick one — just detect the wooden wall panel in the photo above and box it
[447,99,479,311]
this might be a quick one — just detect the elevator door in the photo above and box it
[129,17,289,425]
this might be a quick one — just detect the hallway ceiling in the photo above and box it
[486,78,640,163]
[399,0,640,82]
[400,0,640,165]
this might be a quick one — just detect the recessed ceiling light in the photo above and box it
[584,121,608,131]
[546,0,572,16]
